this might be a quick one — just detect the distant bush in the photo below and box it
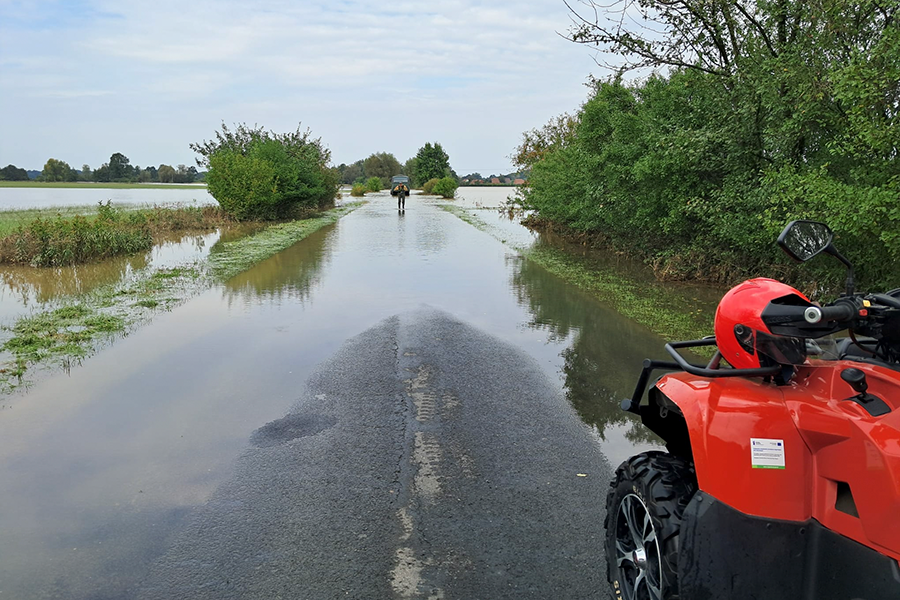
[422,178,440,194]
[350,184,367,197]
[365,177,383,193]
[195,123,339,221]
[432,177,459,198]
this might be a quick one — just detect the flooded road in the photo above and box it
[0,191,702,599]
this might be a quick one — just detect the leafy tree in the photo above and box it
[363,152,402,187]
[93,164,110,182]
[173,164,198,183]
[0,164,29,181]
[515,0,900,293]
[195,122,339,221]
[338,160,365,184]
[108,153,133,181]
[40,158,76,182]
[403,157,418,185]
[79,164,92,181]
[514,112,578,170]
[158,164,175,183]
[413,142,451,185]
[141,165,158,182]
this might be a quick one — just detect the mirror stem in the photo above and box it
[826,245,855,295]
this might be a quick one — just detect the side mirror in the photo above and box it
[777,220,834,262]
[777,220,856,295]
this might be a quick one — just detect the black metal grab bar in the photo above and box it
[622,338,781,414]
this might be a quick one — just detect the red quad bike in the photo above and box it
[607,220,900,600]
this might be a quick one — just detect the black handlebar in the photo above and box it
[805,303,856,324]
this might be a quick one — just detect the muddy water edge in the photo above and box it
[0,189,724,599]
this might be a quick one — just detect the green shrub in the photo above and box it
[350,184,367,197]
[195,123,339,221]
[365,177,382,193]
[517,72,900,293]
[432,177,459,198]
[422,178,440,194]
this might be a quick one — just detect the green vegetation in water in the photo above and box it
[0,181,205,189]
[0,202,232,267]
[0,205,106,238]
[3,304,124,372]
[0,202,363,392]
[439,204,714,345]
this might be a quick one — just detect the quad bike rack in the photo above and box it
[622,337,781,414]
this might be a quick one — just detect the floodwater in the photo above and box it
[0,184,215,210]
[0,230,222,325]
[0,189,721,599]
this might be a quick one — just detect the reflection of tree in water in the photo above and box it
[221,225,334,305]
[510,254,661,443]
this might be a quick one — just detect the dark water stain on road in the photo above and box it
[0,192,698,598]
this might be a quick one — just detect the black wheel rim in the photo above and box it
[614,493,663,600]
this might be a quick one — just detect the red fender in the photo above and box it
[657,360,900,561]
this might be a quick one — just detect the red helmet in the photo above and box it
[714,278,810,369]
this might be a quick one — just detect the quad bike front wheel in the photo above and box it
[605,451,697,600]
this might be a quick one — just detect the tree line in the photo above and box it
[516,0,900,294]
[336,142,456,188]
[0,153,203,183]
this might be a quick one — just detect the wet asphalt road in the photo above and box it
[136,308,612,599]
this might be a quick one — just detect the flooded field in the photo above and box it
[0,184,215,210]
[0,188,722,599]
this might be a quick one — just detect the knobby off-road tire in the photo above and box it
[605,451,697,600]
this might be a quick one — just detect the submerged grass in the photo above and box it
[439,203,715,344]
[0,202,364,392]
[4,305,124,364]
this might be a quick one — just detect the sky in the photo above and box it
[0,0,605,176]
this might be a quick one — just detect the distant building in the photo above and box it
[491,177,501,184]
[513,178,525,185]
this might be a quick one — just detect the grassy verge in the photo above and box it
[0,202,364,392]
[439,204,715,344]
[0,181,205,189]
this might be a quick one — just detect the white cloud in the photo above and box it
[0,0,601,172]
